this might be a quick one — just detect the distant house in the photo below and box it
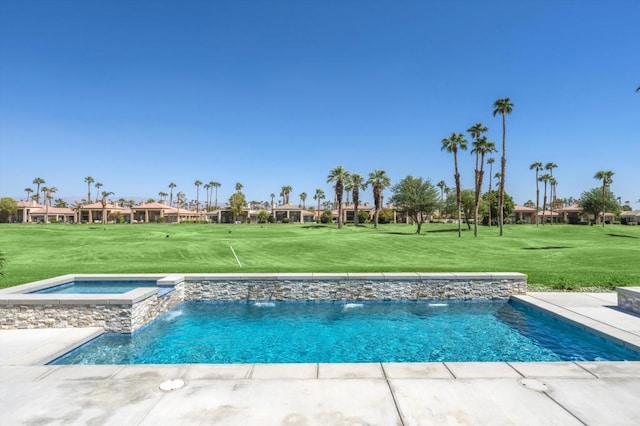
[511,205,538,224]
[621,210,640,225]
[16,201,75,223]
[77,202,133,223]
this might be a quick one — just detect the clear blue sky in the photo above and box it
[1,0,638,208]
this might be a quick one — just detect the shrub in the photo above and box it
[357,210,369,223]
[321,209,333,223]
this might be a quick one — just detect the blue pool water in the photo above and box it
[32,280,161,295]
[51,300,640,365]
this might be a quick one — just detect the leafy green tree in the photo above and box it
[367,170,391,228]
[257,209,269,223]
[481,190,514,225]
[441,132,468,237]
[327,166,348,229]
[492,97,514,236]
[0,197,18,222]
[390,176,439,234]
[579,187,619,223]
[593,171,614,226]
[229,188,247,223]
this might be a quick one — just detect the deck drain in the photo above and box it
[519,378,547,392]
[159,379,185,391]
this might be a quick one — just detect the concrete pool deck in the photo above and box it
[1,292,640,425]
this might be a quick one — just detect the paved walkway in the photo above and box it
[2,292,640,425]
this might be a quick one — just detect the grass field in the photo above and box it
[0,222,638,290]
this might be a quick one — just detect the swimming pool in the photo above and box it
[51,299,640,364]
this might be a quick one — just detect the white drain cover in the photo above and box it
[159,379,185,391]
[519,378,548,392]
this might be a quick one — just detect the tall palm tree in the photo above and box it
[467,123,488,230]
[176,191,186,223]
[492,97,514,236]
[436,180,448,220]
[235,182,243,193]
[158,191,168,203]
[529,162,543,226]
[168,182,176,207]
[539,174,551,225]
[441,132,468,237]
[487,158,495,226]
[194,180,202,215]
[349,173,366,225]
[41,186,57,223]
[204,183,211,211]
[211,181,221,209]
[327,166,348,229]
[299,192,307,209]
[279,185,290,205]
[101,191,114,224]
[24,188,33,202]
[84,176,94,205]
[548,177,557,225]
[314,189,325,222]
[471,136,496,236]
[344,173,354,205]
[594,170,614,227]
[367,169,391,229]
[545,162,558,205]
[94,182,103,202]
[32,177,45,203]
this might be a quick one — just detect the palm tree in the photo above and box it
[539,174,551,225]
[327,166,348,229]
[94,182,102,202]
[204,183,211,211]
[84,176,94,205]
[279,185,292,205]
[349,173,366,225]
[299,192,307,209]
[41,186,57,223]
[176,191,186,223]
[529,162,543,226]
[471,136,496,236]
[158,191,168,203]
[367,169,391,228]
[32,177,45,203]
[436,180,448,220]
[545,162,558,205]
[344,173,354,205]
[211,181,221,209]
[594,170,614,227]
[441,132,468,237]
[24,188,33,202]
[548,177,557,225]
[314,189,325,222]
[487,158,495,226]
[467,123,488,228]
[194,180,202,215]
[235,182,243,193]
[168,182,176,207]
[492,97,514,236]
[100,191,114,224]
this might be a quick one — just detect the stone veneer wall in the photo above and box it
[185,276,527,301]
[0,275,526,333]
[0,282,185,333]
[617,287,640,315]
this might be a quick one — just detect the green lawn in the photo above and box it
[0,222,639,289]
